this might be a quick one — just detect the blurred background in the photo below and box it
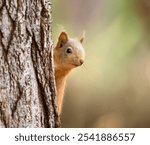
[52,0,150,128]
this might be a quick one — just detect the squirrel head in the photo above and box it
[54,32,85,70]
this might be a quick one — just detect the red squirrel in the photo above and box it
[54,32,85,115]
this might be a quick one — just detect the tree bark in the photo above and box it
[0,0,60,127]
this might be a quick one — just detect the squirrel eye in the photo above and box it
[66,48,72,54]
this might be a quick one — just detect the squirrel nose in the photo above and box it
[80,59,84,65]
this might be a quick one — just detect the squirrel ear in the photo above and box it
[80,37,84,43]
[58,32,68,47]
[80,31,85,43]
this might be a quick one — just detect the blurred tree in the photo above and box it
[137,0,150,25]
[0,0,60,127]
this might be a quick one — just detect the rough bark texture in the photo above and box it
[0,0,60,127]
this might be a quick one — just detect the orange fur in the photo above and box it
[54,32,85,115]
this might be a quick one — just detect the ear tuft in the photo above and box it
[80,31,85,43]
[58,32,68,47]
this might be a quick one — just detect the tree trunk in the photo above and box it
[0,0,60,128]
